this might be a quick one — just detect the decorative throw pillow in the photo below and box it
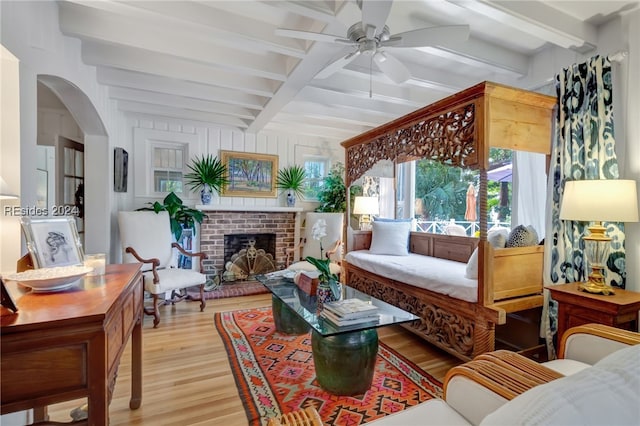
[506,225,539,247]
[465,227,510,279]
[480,345,640,426]
[444,224,467,236]
[488,228,509,248]
[373,217,413,223]
[369,220,411,256]
[465,247,479,279]
[373,217,415,231]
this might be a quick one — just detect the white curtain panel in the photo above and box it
[512,151,547,240]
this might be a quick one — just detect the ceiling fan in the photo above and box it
[275,0,470,84]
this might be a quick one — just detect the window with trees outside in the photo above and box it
[303,156,329,201]
[395,148,512,236]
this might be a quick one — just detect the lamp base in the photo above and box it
[578,224,615,295]
[578,267,615,295]
[578,281,616,295]
[359,222,372,231]
[358,214,372,231]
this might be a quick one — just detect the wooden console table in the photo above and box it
[1,263,143,424]
[548,282,640,343]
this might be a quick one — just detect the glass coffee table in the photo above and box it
[256,273,418,395]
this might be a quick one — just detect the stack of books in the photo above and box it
[320,298,380,327]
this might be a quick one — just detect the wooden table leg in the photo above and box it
[130,316,142,409]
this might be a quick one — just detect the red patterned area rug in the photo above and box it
[214,306,442,426]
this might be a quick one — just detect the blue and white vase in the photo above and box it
[316,277,338,311]
[286,192,296,207]
[200,183,212,205]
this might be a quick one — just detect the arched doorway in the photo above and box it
[37,75,110,257]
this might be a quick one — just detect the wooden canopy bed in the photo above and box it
[341,81,556,361]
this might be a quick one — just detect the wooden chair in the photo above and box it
[285,212,343,276]
[267,407,323,426]
[118,211,207,327]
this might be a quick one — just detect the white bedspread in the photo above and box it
[345,250,478,303]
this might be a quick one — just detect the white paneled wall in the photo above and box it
[126,115,343,211]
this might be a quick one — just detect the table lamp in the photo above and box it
[559,179,639,295]
[353,196,379,231]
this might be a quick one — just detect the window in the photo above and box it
[151,144,185,193]
[133,127,204,197]
[393,147,513,234]
[302,156,329,200]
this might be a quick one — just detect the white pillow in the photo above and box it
[288,260,341,276]
[369,221,411,256]
[487,228,509,249]
[465,247,479,279]
[465,230,507,279]
[480,345,640,426]
[444,224,467,236]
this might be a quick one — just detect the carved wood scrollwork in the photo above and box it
[345,103,476,186]
[348,272,474,358]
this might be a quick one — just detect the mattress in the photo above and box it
[345,250,478,303]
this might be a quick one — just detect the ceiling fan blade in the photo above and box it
[360,0,393,38]
[275,28,352,45]
[374,51,410,84]
[316,51,361,79]
[382,25,470,48]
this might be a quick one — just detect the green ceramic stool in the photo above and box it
[272,295,310,335]
[311,328,378,395]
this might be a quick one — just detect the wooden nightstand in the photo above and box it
[547,283,640,343]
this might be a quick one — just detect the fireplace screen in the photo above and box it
[223,233,276,281]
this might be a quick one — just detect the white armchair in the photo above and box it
[285,212,343,276]
[118,211,207,328]
[365,323,640,425]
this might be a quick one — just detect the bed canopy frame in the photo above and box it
[341,81,557,360]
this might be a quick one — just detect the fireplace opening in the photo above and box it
[223,233,276,280]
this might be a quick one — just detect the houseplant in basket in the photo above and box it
[184,154,228,205]
[276,164,306,207]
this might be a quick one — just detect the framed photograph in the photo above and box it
[221,150,278,197]
[20,217,84,268]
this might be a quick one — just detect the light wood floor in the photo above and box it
[46,294,461,425]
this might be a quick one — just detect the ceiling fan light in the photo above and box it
[377,52,388,63]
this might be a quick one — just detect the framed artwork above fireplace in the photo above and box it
[221,150,278,198]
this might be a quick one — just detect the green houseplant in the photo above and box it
[315,162,347,212]
[139,192,206,241]
[184,154,229,205]
[276,164,306,207]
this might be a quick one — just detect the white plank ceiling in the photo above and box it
[57,0,639,141]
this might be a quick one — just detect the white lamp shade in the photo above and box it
[353,196,379,215]
[560,179,639,223]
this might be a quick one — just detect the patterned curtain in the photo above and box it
[542,55,625,357]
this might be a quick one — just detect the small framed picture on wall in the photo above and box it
[114,147,128,192]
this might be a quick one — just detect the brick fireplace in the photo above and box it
[197,206,302,280]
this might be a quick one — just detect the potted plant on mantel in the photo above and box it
[276,164,306,207]
[184,154,229,205]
